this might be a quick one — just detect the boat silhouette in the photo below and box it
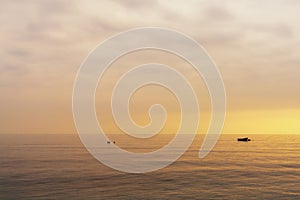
[237,137,251,142]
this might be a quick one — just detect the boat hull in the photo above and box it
[237,137,251,142]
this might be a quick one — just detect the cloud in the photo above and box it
[0,0,299,133]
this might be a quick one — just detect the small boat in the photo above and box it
[237,137,251,142]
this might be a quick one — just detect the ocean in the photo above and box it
[0,134,299,199]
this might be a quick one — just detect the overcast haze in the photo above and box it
[0,0,299,134]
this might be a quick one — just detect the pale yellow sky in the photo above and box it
[0,0,299,134]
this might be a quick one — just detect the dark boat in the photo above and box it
[237,137,251,142]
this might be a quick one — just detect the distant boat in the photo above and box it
[237,137,251,142]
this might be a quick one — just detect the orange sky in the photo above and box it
[0,1,299,134]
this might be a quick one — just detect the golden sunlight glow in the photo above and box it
[0,1,299,134]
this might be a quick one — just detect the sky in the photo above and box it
[0,0,299,134]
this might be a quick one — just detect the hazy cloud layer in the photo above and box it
[0,0,299,133]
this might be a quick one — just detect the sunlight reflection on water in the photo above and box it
[0,134,299,199]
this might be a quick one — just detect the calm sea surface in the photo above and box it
[0,134,299,199]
